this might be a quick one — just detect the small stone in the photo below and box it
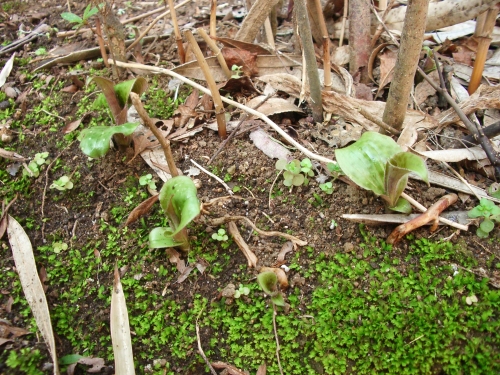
[198,140,206,147]
[227,165,236,175]
[221,283,235,298]
[343,242,354,252]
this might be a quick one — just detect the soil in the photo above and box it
[1,1,499,374]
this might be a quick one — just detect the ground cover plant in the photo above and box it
[1,0,500,374]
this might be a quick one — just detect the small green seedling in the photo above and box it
[77,77,148,158]
[468,198,500,238]
[231,65,243,79]
[234,284,250,299]
[61,4,99,30]
[319,181,334,194]
[35,47,47,56]
[276,158,314,187]
[23,152,49,178]
[139,174,157,190]
[50,176,74,191]
[212,228,228,242]
[257,271,285,306]
[53,242,68,254]
[149,176,200,251]
[487,183,500,199]
[335,132,428,213]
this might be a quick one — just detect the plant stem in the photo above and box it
[129,92,179,177]
[185,30,227,138]
[167,0,186,63]
[294,0,323,122]
[197,28,231,79]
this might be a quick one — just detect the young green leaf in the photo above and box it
[61,12,83,24]
[384,152,428,207]
[335,132,402,196]
[159,176,200,236]
[78,123,138,158]
[149,227,184,249]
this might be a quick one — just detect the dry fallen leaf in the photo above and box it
[110,265,136,375]
[124,194,159,226]
[7,215,59,375]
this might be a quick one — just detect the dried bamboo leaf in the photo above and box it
[7,216,60,375]
[110,266,136,375]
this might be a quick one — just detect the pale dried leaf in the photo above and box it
[418,146,486,162]
[276,241,293,263]
[249,128,290,160]
[246,96,303,117]
[7,216,59,375]
[110,266,136,375]
[0,53,15,88]
[342,211,469,226]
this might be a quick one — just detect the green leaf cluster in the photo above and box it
[468,198,500,238]
[276,158,314,187]
[23,152,48,178]
[212,228,228,242]
[139,173,157,190]
[50,175,73,191]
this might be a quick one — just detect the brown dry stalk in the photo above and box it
[227,221,258,267]
[468,6,499,95]
[210,0,217,37]
[387,194,458,245]
[313,0,332,90]
[129,92,179,177]
[185,30,227,138]
[94,19,110,68]
[197,28,231,79]
[167,0,186,64]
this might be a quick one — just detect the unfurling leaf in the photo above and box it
[78,123,138,158]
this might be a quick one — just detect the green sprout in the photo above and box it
[468,198,500,238]
[231,65,243,79]
[50,175,74,191]
[319,181,334,194]
[53,242,68,254]
[139,173,157,190]
[276,158,314,187]
[234,284,250,299]
[212,228,228,242]
[61,4,99,30]
[23,152,49,178]
[35,47,47,56]
[257,271,284,306]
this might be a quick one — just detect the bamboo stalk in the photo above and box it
[468,6,499,95]
[197,28,232,79]
[185,30,227,138]
[210,0,217,37]
[313,0,332,90]
[167,0,186,63]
